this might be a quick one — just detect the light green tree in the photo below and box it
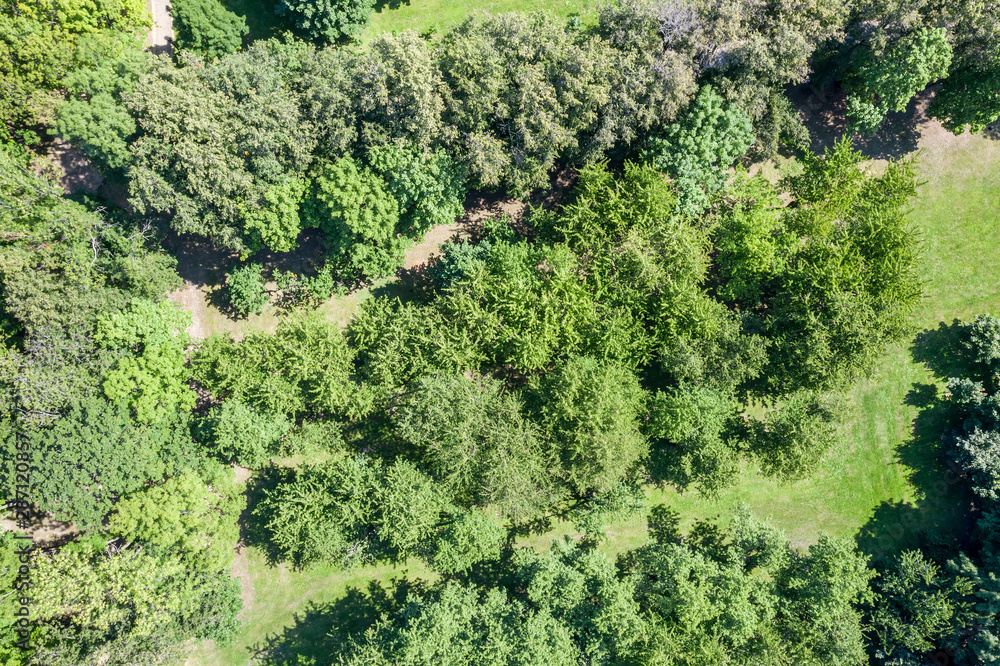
[846,28,952,135]
[109,467,242,571]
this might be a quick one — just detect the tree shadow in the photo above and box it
[240,464,295,566]
[854,389,972,563]
[373,0,410,11]
[791,83,924,160]
[910,319,979,382]
[984,118,1000,141]
[248,577,415,665]
[854,323,982,563]
[370,264,437,304]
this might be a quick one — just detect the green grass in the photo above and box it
[222,0,597,48]
[183,128,1000,665]
[186,551,437,665]
[363,0,597,40]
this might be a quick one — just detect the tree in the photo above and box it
[437,12,614,194]
[775,535,875,665]
[225,263,268,317]
[301,157,404,279]
[192,311,365,419]
[747,137,921,393]
[646,384,741,495]
[31,548,241,665]
[431,510,505,574]
[127,40,316,255]
[108,466,242,571]
[745,391,839,480]
[255,456,383,569]
[274,0,373,43]
[11,399,199,529]
[55,48,166,174]
[377,459,450,560]
[256,456,449,569]
[95,299,195,423]
[529,355,647,495]
[340,582,578,665]
[348,298,484,395]
[845,28,952,135]
[172,0,248,61]
[197,400,291,467]
[515,539,645,662]
[440,241,598,373]
[590,0,698,158]
[393,373,556,520]
[867,550,957,661]
[367,143,466,238]
[628,540,778,662]
[0,0,150,148]
[648,85,753,217]
[352,32,448,151]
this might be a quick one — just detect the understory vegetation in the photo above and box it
[1,0,999,664]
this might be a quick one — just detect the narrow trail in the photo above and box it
[146,0,174,54]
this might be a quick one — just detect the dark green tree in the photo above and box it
[172,0,248,61]
[529,355,647,495]
[274,0,373,43]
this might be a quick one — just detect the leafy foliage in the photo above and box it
[302,157,404,279]
[172,0,248,61]
[846,28,952,135]
[95,299,195,423]
[7,398,197,530]
[648,85,753,217]
[274,0,373,43]
[367,143,466,238]
[225,263,268,317]
[109,466,242,571]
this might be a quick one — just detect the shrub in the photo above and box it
[226,263,268,317]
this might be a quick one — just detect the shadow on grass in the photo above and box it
[249,578,415,665]
[791,83,925,160]
[241,464,296,566]
[855,323,979,564]
[910,319,977,381]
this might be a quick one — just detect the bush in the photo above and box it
[173,0,248,60]
[274,0,374,43]
[226,263,268,317]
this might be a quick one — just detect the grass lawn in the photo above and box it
[183,120,1000,665]
[220,0,597,48]
[363,0,598,40]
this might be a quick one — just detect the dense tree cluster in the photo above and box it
[1,0,999,662]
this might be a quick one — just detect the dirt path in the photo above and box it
[146,0,174,55]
